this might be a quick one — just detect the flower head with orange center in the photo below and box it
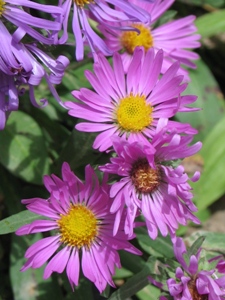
[120,24,154,54]
[66,48,198,152]
[59,0,152,60]
[98,0,201,80]
[16,163,141,292]
[99,120,202,239]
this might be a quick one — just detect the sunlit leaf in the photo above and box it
[0,111,50,184]
[0,211,40,235]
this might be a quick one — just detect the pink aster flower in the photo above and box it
[65,48,198,152]
[99,119,201,239]
[58,0,153,60]
[166,237,225,299]
[16,163,141,293]
[0,0,63,45]
[98,0,201,79]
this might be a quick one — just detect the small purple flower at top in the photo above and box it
[16,163,141,293]
[98,0,201,80]
[99,119,202,239]
[0,0,63,44]
[165,237,225,299]
[58,0,152,60]
[65,48,198,152]
[0,25,69,130]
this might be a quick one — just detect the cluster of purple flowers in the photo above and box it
[10,0,225,298]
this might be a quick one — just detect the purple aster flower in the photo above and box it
[0,0,63,44]
[65,48,198,152]
[166,237,225,299]
[98,0,200,80]
[99,119,201,239]
[0,25,69,130]
[58,0,153,60]
[16,163,141,292]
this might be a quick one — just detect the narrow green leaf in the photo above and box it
[186,231,225,255]
[0,111,50,184]
[196,9,225,39]
[119,251,146,274]
[187,236,205,258]
[193,117,225,210]
[0,211,40,235]
[136,227,174,258]
[178,0,224,8]
[136,284,161,300]
[176,59,225,143]
[108,258,158,300]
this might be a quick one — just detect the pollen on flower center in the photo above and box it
[120,24,154,55]
[57,204,98,249]
[0,0,6,16]
[130,159,161,193]
[116,93,153,132]
[74,0,94,7]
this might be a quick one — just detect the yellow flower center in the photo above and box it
[130,159,161,193]
[120,24,154,55]
[0,0,5,16]
[116,93,153,132]
[57,204,98,249]
[74,0,94,7]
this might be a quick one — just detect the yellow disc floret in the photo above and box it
[116,93,153,132]
[57,204,98,249]
[130,159,161,193]
[0,0,6,16]
[74,0,94,7]
[120,24,154,55]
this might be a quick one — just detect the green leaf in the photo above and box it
[193,116,225,210]
[0,211,40,235]
[0,111,50,184]
[136,284,161,300]
[54,129,100,174]
[119,251,146,274]
[64,276,94,300]
[196,9,225,39]
[176,59,225,143]
[0,165,24,215]
[136,227,174,258]
[186,231,225,255]
[10,234,63,300]
[187,236,205,258]
[178,0,224,8]
[108,258,158,300]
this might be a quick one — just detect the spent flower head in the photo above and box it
[0,25,69,130]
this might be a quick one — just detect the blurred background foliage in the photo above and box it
[1,0,225,299]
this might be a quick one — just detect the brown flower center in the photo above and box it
[188,278,208,300]
[130,158,161,193]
